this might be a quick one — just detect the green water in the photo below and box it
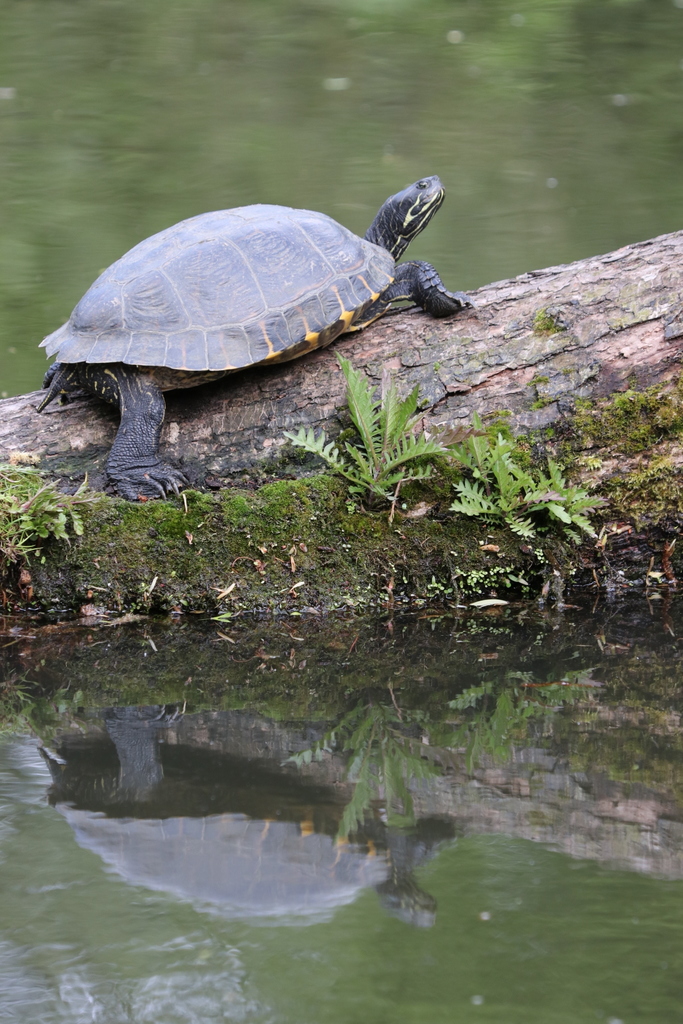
[2,597,683,1021]
[2,0,683,396]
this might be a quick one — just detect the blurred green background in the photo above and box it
[1,0,683,396]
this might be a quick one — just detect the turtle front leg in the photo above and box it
[80,364,188,500]
[354,260,473,328]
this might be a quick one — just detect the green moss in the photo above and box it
[27,377,683,612]
[533,308,566,335]
[510,434,533,470]
[603,457,683,525]
[570,380,683,456]
[24,469,554,614]
[530,397,553,411]
[482,414,514,443]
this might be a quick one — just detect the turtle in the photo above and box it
[38,175,472,500]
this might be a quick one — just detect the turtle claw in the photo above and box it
[427,286,475,319]
[107,463,189,501]
[449,290,476,309]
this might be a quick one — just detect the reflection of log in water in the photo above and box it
[43,702,683,932]
[411,749,683,880]
[44,708,446,927]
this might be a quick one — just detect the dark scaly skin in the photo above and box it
[353,260,471,328]
[40,362,188,499]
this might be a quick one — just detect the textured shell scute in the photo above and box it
[40,204,395,371]
[121,270,189,333]
[128,332,169,367]
[163,239,266,328]
[83,329,134,364]
[284,293,327,339]
[108,233,184,285]
[71,278,123,334]
[235,223,338,310]
[205,326,249,371]
[164,330,209,372]
[244,321,276,365]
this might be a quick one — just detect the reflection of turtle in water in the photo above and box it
[364,821,449,929]
[39,176,472,499]
[42,705,451,925]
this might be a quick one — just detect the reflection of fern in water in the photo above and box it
[448,669,600,769]
[289,674,595,834]
[0,676,84,738]
[289,701,438,836]
[448,413,601,541]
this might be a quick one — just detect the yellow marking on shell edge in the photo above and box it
[300,819,315,837]
[259,321,275,357]
[305,330,321,350]
[331,285,346,315]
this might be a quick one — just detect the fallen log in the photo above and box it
[1,230,682,488]
[2,231,683,614]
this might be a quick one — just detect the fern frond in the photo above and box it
[450,479,497,517]
[505,515,537,538]
[380,379,421,449]
[283,426,342,466]
[338,356,381,464]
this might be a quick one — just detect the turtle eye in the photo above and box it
[416,180,429,190]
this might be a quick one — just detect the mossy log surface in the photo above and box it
[2,229,682,485]
[18,478,563,615]
[2,230,683,613]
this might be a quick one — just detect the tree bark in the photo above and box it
[2,230,682,488]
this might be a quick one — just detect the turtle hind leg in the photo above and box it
[354,260,473,329]
[80,364,188,501]
[37,362,84,412]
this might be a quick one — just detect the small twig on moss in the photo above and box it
[388,478,403,524]
[663,539,677,586]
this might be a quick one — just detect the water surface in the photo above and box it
[1,597,683,1021]
[1,0,683,396]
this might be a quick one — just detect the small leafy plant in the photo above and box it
[448,414,601,541]
[284,356,455,510]
[0,463,99,569]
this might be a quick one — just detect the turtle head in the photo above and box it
[364,175,445,260]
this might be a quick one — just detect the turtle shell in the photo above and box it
[59,807,389,921]
[40,205,395,372]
